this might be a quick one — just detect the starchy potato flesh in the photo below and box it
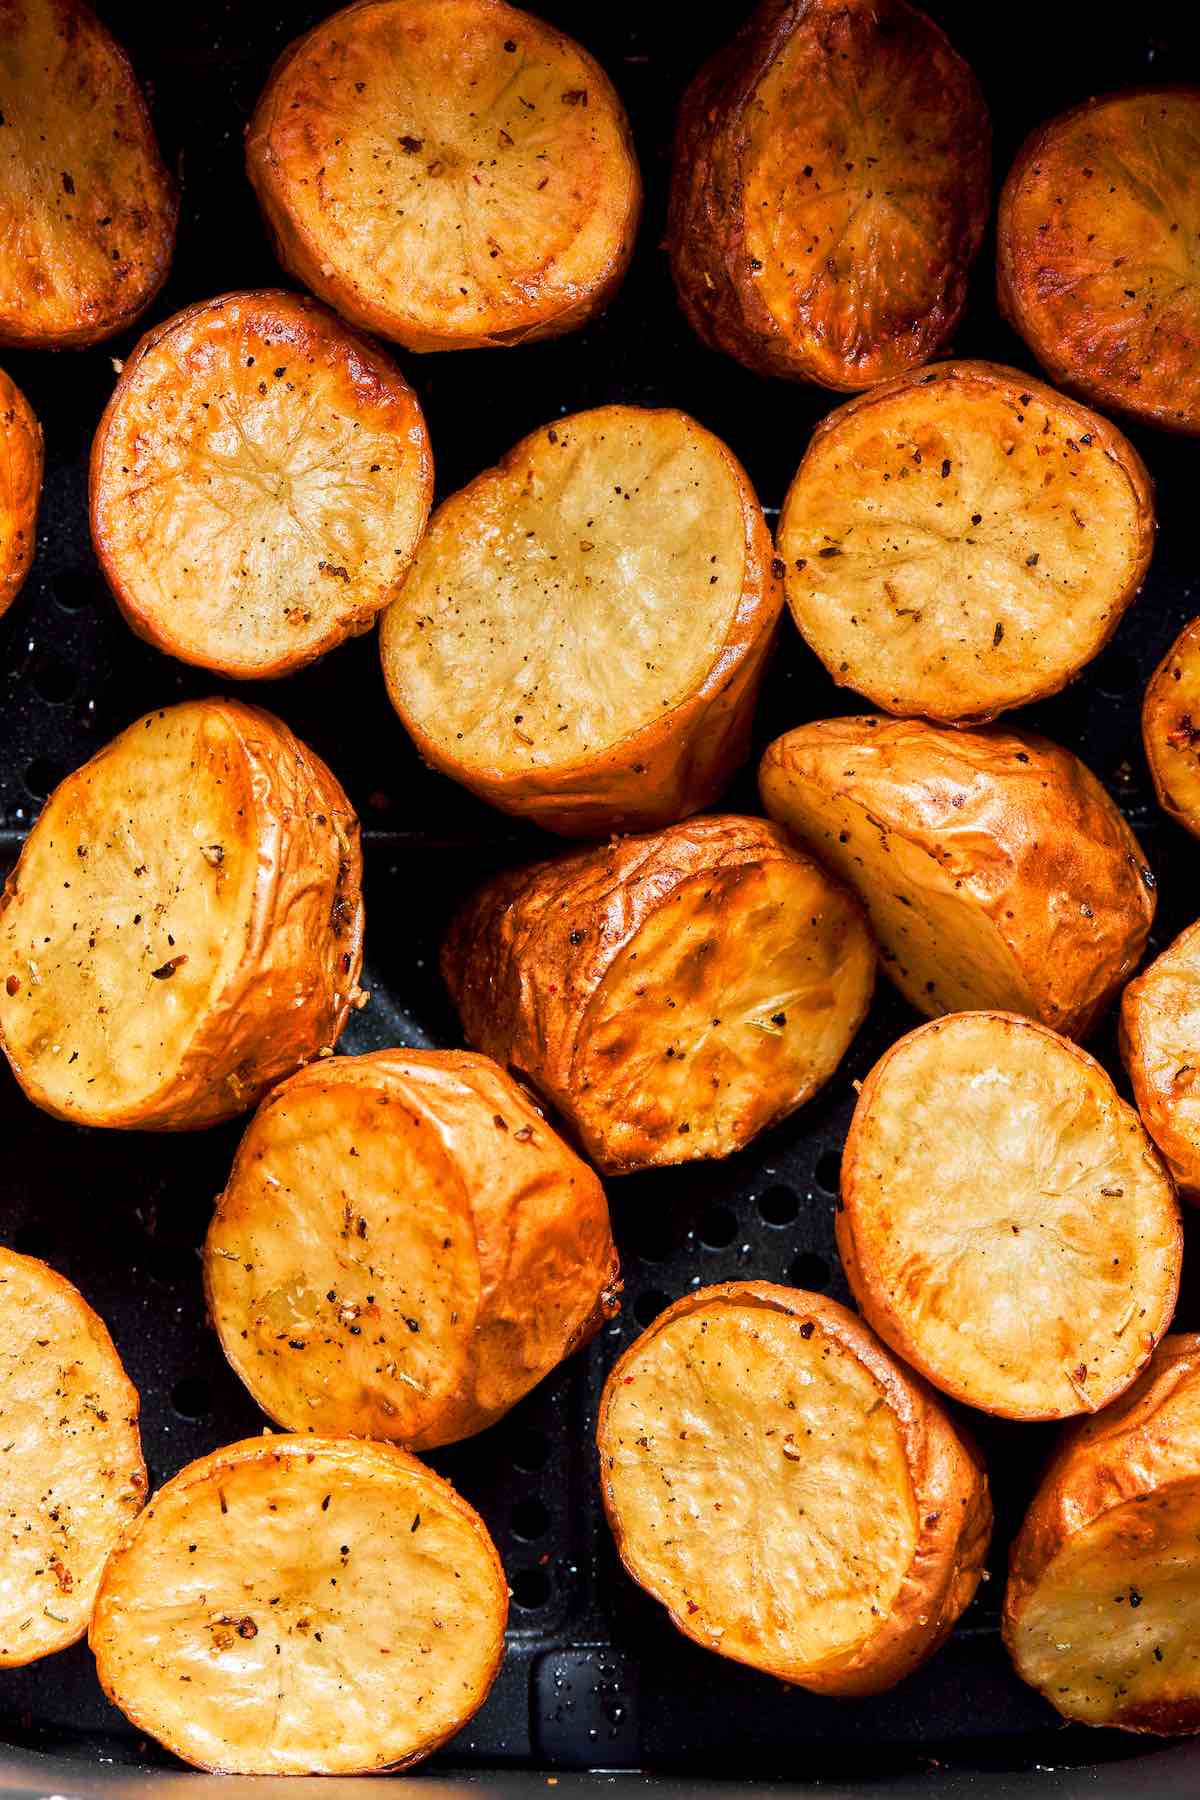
[1121,919,1200,1198]
[0,1249,145,1665]
[89,1436,508,1773]
[598,1283,991,1693]
[778,361,1154,722]
[0,368,41,619]
[0,699,364,1129]
[90,291,433,679]
[442,816,874,1174]
[839,1012,1182,1419]
[382,407,782,836]
[246,0,641,351]
[205,1048,619,1446]
[759,716,1155,1037]
[1143,617,1200,837]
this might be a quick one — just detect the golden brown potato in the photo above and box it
[998,88,1200,434]
[598,1282,991,1694]
[381,406,783,837]
[1142,616,1200,837]
[90,1435,507,1773]
[839,1012,1182,1420]
[759,716,1155,1038]
[0,1249,145,1666]
[1005,1335,1200,1732]
[0,0,176,349]
[0,698,364,1130]
[90,291,433,680]
[1121,918,1200,1199]
[442,815,874,1176]
[206,1048,619,1447]
[778,361,1154,723]
[0,367,41,620]
[246,0,641,353]
[668,0,990,389]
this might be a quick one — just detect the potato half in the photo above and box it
[246,0,641,352]
[598,1282,991,1694]
[381,406,782,837]
[442,815,874,1175]
[759,716,1154,1038]
[1143,616,1200,837]
[89,1435,507,1774]
[839,1012,1182,1420]
[668,0,989,389]
[0,1249,145,1666]
[778,361,1154,723]
[0,699,364,1130]
[0,0,176,348]
[90,291,433,680]
[1121,918,1200,1199]
[998,88,1200,434]
[206,1048,619,1447]
[0,369,41,620]
[1005,1335,1200,1732]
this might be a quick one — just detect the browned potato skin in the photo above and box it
[0,369,41,619]
[668,0,990,390]
[1143,617,1200,837]
[1120,917,1200,1199]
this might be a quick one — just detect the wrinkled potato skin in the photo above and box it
[1121,918,1200,1199]
[1142,616,1200,838]
[0,368,41,618]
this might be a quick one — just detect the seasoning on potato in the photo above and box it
[998,88,1200,434]
[0,1248,145,1666]
[839,1012,1182,1421]
[89,1435,507,1774]
[1121,918,1200,1199]
[598,1282,991,1694]
[442,815,874,1175]
[0,0,176,349]
[0,698,364,1131]
[1005,1335,1200,1731]
[1142,616,1200,838]
[381,406,783,837]
[246,0,641,352]
[778,361,1154,723]
[759,715,1155,1038]
[0,369,42,621]
[668,0,989,389]
[206,1049,619,1447]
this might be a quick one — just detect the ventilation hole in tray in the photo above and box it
[24,756,63,800]
[633,1287,671,1329]
[757,1184,798,1226]
[52,570,99,612]
[509,1427,551,1473]
[697,1205,737,1249]
[170,1376,212,1421]
[510,1497,550,1543]
[12,1220,54,1258]
[788,1251,830,1292]
[32,659,77,704]
[814,1150,841,1195]
[629,1218,675,1264]
[511,1567,551,1611]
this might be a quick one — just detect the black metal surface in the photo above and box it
[0,0,1199,1788]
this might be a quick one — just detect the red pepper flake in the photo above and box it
[151,956,187,980]
[686,1599,699,1614]
[4,975,18,995]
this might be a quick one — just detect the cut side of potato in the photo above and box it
[382,406,782,836]
[839,1012,1182,1420]
[0,1248,145,1666]
[759,715,1155,1038]
[598,1282,991,1694]
[89,1435,507,1773]
[442,816,874,1175]
[247,0,641,352]
[1121,918,1200,1198]
[778,361,1154,723]
[0,0,176,348]
[0,699,364,1130]
[0,368,41,620]
[1143,616,1200,837]
[90,291,433,680]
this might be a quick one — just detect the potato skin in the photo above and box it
[0,368,41,619]
[1142,616,1200,838]
[1121,918,1200,1199]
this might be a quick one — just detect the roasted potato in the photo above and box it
[778,361,1154,724]
[1005,1335,1200,1732]
[90,291,433,680]
[998,88,1200,434]
[0,698,364,1130]
[0,368,41,620]
[1121,919,1200,1199]
[206,1048,619,1447]
[442,815,874,1175]
[598,1282,991,1694]
[89,1435,507,1774]
[668,0,990,390]
[246,0,641,353]
[1142,616,1200,837]
[839,1012,1182,1420]
[381,406,783,837]
[0,0,176,349]
[759,716,1155,1038]
[0,1249,145,1666]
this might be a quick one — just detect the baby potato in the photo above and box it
[778,361,1154,723]
[89,1435,507,1773]
[1143,616,1200,837]
[247,0,641,352]
[0,369,41,620]
[205,1049,619,1447]
[839,1012,1182,1421]
[0,1249,145,1666]
[1121,918,1200,1198]
[0,699,363,1130]
[441,815,874,1176]
[1005,1335,1200,1732]
[760,715,1155,1038]
[598,1282,991,1694]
